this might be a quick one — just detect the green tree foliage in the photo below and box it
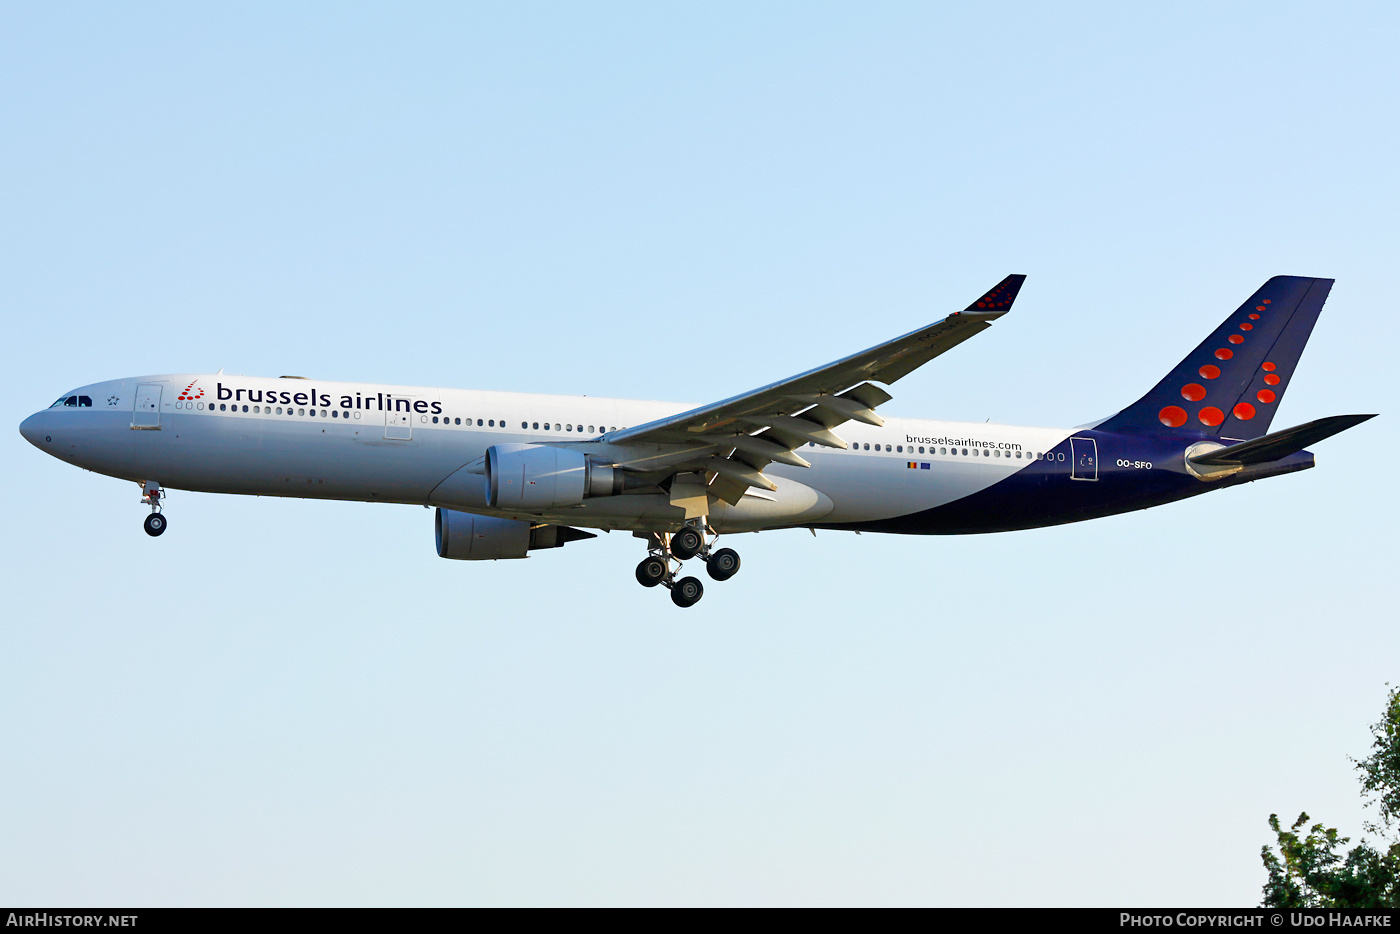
[1355,684,1400,838]
[1261,686,1400,909]
[1261,813,1398,908]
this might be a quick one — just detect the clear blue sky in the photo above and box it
[2,2,1396,906]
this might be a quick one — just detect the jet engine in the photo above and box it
[484,443,623,509]
[435,508,596,560]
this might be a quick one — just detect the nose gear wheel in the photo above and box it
[140,482,167,537]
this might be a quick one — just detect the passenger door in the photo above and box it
[384,395,413,440]
[132,384,162,430]
[1071,437,1098,481]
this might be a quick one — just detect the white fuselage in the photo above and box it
[24,373,1077,533]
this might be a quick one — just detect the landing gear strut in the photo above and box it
[141,481,166,537]
[633,520,740,607]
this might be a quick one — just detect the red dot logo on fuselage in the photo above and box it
[176,380,205,402]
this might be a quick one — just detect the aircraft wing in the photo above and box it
[602,275,1026,506]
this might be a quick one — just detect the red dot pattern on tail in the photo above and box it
[1166,290,1289,430]
[1158,406,1187,427]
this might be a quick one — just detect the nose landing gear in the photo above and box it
[633,521,740,607]
[141,481,167,537]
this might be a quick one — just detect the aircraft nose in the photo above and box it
[19,411,52,449]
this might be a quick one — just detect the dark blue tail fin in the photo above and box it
[1098,276,1332,439]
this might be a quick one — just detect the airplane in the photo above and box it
[18,275,1375,608]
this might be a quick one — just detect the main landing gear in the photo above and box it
[633,520,741,608]
[141,480,167,537]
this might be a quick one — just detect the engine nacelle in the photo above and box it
[485,443,621,509]
[435,509,596,560]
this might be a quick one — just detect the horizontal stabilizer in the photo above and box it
[1188,414,1376,466]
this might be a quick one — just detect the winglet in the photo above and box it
[965,274,1027,312]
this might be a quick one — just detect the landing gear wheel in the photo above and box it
[635,556,668,588]
[706,547,740,581]
[671,576,704,608]
[144,513,167,537]
[670,527,703,560]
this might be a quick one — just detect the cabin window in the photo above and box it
[588,426,594,433]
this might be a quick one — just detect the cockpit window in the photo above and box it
[48,394,92,408]
[50,395,76,408]
[78,396,92,407]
